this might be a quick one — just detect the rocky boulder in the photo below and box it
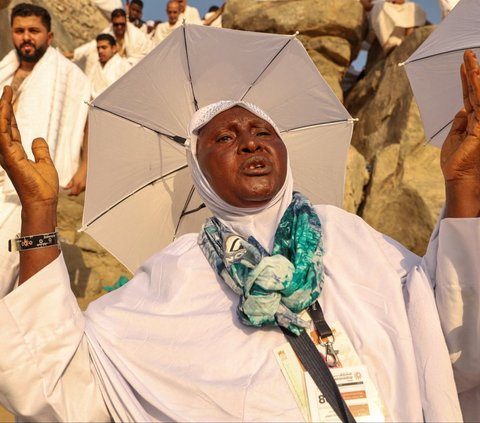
[345,26,445,255]
[222,0,368,101]
[342,145,369,214]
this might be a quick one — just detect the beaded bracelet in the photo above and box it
[8,230,60,252]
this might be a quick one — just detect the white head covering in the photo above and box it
[186,100,294,251]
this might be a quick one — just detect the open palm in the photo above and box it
[0,86,58,209]
[440,50,480,217]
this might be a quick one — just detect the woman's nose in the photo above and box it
[239,133,260,153]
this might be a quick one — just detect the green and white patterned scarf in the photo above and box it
[199,192,324,335]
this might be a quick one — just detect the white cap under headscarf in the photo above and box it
[186,100,294,251]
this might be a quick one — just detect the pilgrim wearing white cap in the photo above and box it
[0,50,480,421]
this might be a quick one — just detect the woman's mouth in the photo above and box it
[241,156,273,175]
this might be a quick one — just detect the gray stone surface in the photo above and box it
[343,145,369,214]
[222,0,367,100]
[345,26,444,255]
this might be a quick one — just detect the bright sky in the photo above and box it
[138,0,443,24]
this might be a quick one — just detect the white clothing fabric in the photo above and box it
[104,22,154,65]
[73,22,154,74]
[0,47,90,297]
[133,21,148,34]
[0,206,479,421]
[87,53,131,98]
[203,11,222,28]
[438,0,460,18]
[152,20,182,45]
[369,0,426,49]
[182,5,203,25]
[0,188,20,297]
[71,39,98,75]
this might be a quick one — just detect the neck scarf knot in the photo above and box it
[199,192,324,335]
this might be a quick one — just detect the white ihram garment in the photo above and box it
[369,0,426,49]
[0,47,90,297]
[0,207,478,421]
[73,22,154,74]
[203,11,222,28]
[152,20,182,45]
[87,53,131,98]
[182,5,203,25]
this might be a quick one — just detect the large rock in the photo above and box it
[345,26,445,255]
[222,0,368,100]
[0,0,108,59]
[343,145,369,213]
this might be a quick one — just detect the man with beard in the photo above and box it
[0,3,90,297]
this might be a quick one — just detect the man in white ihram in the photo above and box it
[0,3,90,298]
[360,0,426,53]
[66,8,153,75]
[153,0,182,45]
[176,0,203,25]
[0,42,480,422]
[87,33,131,98]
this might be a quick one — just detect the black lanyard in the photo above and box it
[308,300,340,366]
[281,301,356,423]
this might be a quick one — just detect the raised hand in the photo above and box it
[0,86,59,210]
[441,50,480,218]
[0,85,60,283]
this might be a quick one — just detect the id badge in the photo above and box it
[274,319,387,422]
[306,365,384,422]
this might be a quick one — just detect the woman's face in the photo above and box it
[196,106,287,208]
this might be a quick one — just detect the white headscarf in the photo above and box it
[186,100,294,251]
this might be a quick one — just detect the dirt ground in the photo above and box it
[0,406,13,422]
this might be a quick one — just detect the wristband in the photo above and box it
[8,231,60,252]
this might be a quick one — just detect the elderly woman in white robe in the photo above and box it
[0,50,479,422]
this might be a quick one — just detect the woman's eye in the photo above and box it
[217,135,232,142]
[257,131,271,137]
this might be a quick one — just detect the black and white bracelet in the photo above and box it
[8,230,60,252]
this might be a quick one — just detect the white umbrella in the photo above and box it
[82,24,354,272]
[402,0,479,147]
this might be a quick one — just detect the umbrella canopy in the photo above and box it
[83,24,354,272]
[403,0,480,147]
